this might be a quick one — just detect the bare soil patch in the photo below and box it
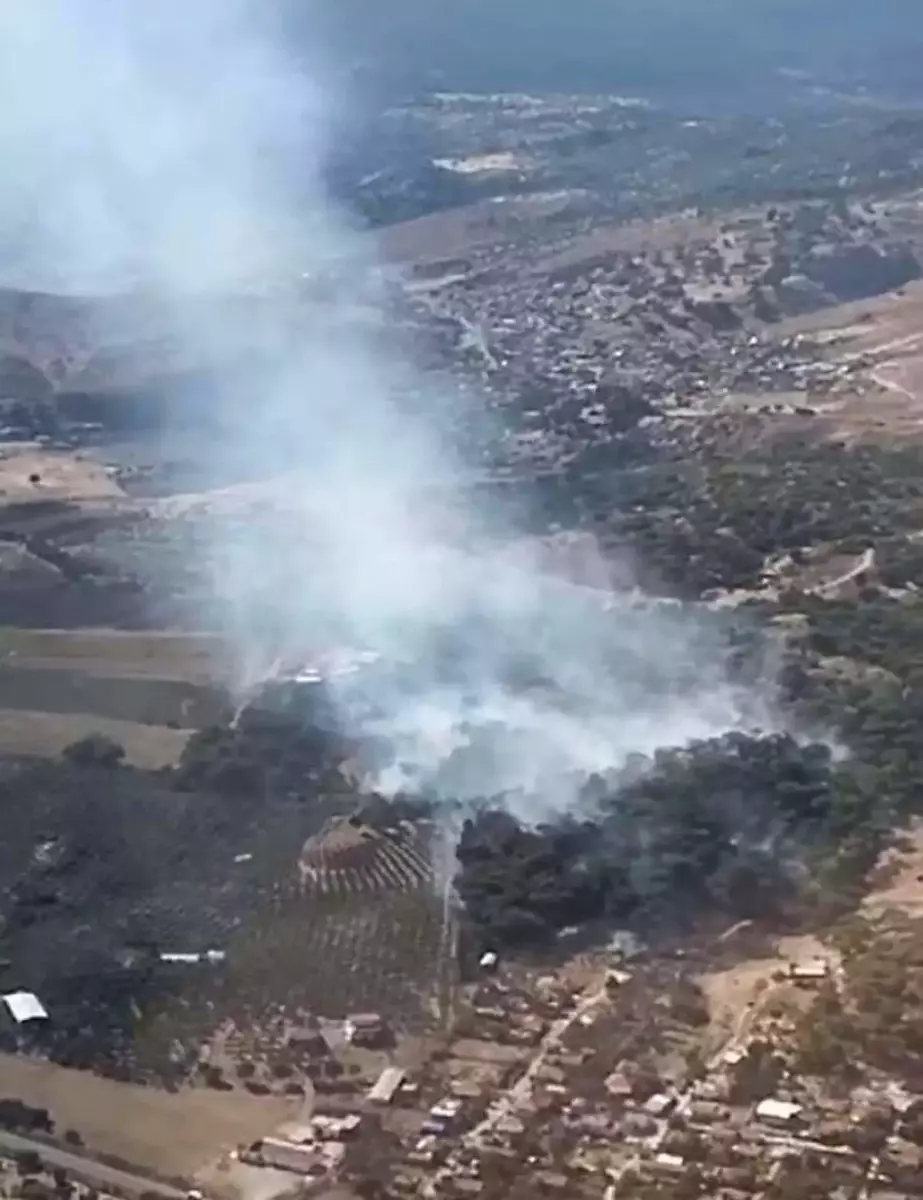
[698,955,780,1054]
[812,383,923,444]
[0,1053,295,1179]
[784,547,876,596]
[0,446,125,505]
[871,358,923,405]
[697,933,832,1056]
[778,283,923,441]
[863,820,923,915]
[777,278,923,346]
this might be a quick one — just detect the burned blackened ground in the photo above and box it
[0,712,448,1084]
[0,757,300,1075]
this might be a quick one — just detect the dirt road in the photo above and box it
[812,546,876,596]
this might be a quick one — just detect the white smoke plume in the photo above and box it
[0,1,778,819]
[0,0,328,294]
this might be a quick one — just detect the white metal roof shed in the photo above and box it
[755,1098,803,1123]
[2,991,48,1023]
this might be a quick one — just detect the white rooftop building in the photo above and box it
[755,1098,803,1124]
[788,958,830,981]
[2,991,48,1024]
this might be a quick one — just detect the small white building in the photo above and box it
[430,1098,462,1122]
[2,991,48,1024]
[643,1093,675,1117]
[755,1098,803,1125]
[368,1066,405,1105]
[789,959,829,983]
[248,1136,320,1175]
[160,950,226,966]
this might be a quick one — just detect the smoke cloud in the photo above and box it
[0,0,327,294]
[0,1,777,820]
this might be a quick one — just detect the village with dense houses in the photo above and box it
[88,904,900,1200]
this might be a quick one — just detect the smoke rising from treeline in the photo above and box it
[0,1,777,817]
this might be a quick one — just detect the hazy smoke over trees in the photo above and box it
[0,0,777,817]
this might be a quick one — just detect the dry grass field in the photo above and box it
[775,280,923,442]
[0,709,192,767]
[0,627,233,756]
[0,627,232,682]
[0,1052,297,1179]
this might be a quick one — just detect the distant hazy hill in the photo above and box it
[298,0,923,108]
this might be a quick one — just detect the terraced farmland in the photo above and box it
[298,814,435,895]
[222,816,453,1028]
